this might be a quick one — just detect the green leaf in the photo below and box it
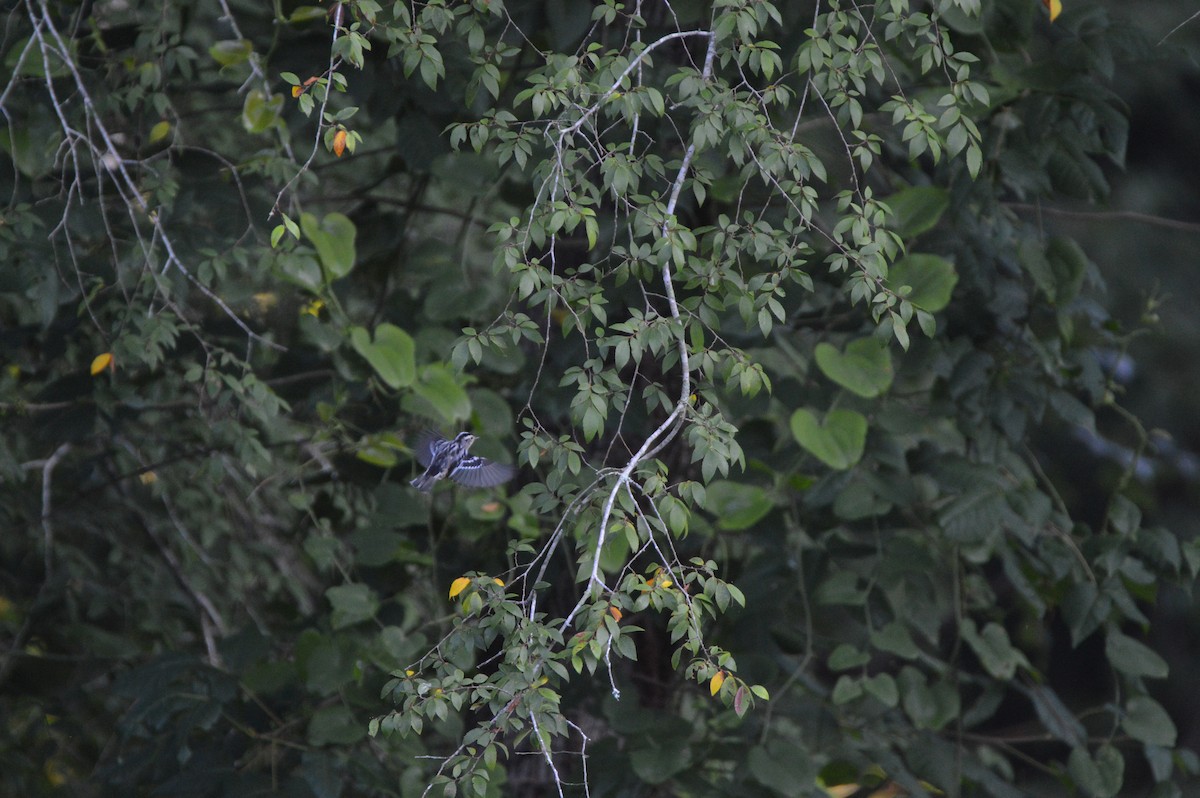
[1122,696,1177,747]
[871,622,920,659]
[1046,236,1088,306]
[297,632,354,694]
[1105,631,1169,679]
[629,732,691,784]
[326,584,380,629]
[242,89,283,134]
[961,619,1030,680]
[413,364,472,423]
[1018,238,1057,300]
[898,667,959,731]
[886,186,949,239]
[350,324,416,389]
[308,705,367,746]
[301,212,357,281]
[704,480,772,530]
[289,5,328,23]
[790,408,867,470]
[864,673,899,707]
[748,741,816,794]
[814,337,894,398]
[1068,745,1123,798]
[208,39,253,67]
[827,644,870,671]
[888,254,958,312]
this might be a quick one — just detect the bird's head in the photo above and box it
[454,431,478,447]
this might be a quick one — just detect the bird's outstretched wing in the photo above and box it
[414,430,442,468]
[449,456,516,488]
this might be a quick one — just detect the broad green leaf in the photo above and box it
[1068,745,1123,798]
[209,39,253,67]
[827,644,870,671]
[747,742,816,794]
[814,337,894,398]
[413,364,471,423]
[297,632,354,694]
[242,89,282,134]
[871,622,920,659]
[898,667,959,730]
[961,619,1030,680]
[289,5,327,23]
[1122,696,1177,747]
[1105,631,1169,679]
[886,186,949,239]
[831,675,863,704]
[308,705,367,746]
[629,732,691,784]
[864,673,899,707]
[301,212,357,281]
[790,408,867,470]
[705,480,772,530]
[888,254,958,312]
[326,583,380,629]
[351,324,416,389]
[348,530,406,567]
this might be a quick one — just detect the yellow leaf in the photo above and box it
[332,128,348,157]
[301,299,324,317]
[492,577,505,587]
[253,292,278,313]
[138,471,157,485]
[1042,0,1062,21]
[149,120,171,143]
[709,670,726,696]
[449,576,471,599]
[822,786,859,798]
[43,759,68,787]
[405,669,415,677]
[90,352,114,376]
[292,85,303,98]
[660,578,673,589]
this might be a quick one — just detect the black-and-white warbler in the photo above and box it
[410,431,516,493]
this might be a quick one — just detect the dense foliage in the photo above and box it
[2,0,1197,796]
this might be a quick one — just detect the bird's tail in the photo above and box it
[410,474,435,493]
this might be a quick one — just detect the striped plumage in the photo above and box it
[410,431,516,492]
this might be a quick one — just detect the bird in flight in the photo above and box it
[411,431,516,492]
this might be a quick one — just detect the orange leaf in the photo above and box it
[332,128,348,157]
[90,352,114,376]
[449,576,471,599]
[709,670,726,696]
[608,605,623,622]
[1042,0,1062,22]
